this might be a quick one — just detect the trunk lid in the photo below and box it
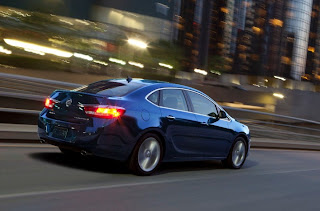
[46,90,104,123]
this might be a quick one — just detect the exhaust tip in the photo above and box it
[40,139,46,144]
[80,150,87,156]
[80,150,92,156]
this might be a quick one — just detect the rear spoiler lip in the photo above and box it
[52,89,106,98]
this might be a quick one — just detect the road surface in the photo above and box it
[0,143,320,210]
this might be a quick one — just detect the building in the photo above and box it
[305,0,320,80]
[283,0,313,80]
[1,0,320,81]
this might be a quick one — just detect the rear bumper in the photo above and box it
[38,116,134,162]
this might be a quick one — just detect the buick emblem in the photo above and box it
[66,99,72,107]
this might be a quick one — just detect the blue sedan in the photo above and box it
[38,78,250,175]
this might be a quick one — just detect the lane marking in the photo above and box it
[1,168,320,200]
[258,168,320,175]
[0,177,212,199]
[252,148,320,153]
[0,144,55,148]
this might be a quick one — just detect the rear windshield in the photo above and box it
[76,81,144,97]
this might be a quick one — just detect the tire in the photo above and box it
[129,133,163,176]
[222,137,247,169]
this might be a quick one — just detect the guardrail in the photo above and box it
[1,103,319,124]
[0,91,45,101]
[1,72,319,142]
[0,107,40,115]
[0,72,82,88]
[1,99,320,141]
[223,106,320,125]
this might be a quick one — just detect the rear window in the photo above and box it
[76,81,144,97]
[147,91,160,105]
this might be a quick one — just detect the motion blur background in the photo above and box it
[2,2,320,209]
[0,0,320,130]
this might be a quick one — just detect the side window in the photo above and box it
[187,91,218,117]
[161,89,188,111]
[147,91,159,105]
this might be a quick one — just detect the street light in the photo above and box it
[274,76,286,81]
[194,68,208,76]
[4,38,73,58]
[127,38,148,49]
[109,57,126,65]
[0,46,12,54]
[73,53,93,61]
[159,63,173,69]
[273,93,284,99]
[129,61,144,68]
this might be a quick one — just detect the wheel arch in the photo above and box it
[127,128,167,175]
[235,133,249,152]
[132,128,167,156]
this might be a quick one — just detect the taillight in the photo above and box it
[45,98,55,109]
[84,106,125,119]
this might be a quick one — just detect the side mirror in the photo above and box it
[208,117,219,124]
[219,110,227,119]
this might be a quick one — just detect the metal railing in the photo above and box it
[1,72,319,142]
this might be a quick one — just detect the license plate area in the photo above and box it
[52,126,69,140]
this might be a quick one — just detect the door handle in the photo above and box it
[201,122,208,125]
[166,115,175,120]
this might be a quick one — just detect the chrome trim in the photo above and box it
[48,98,60,104]
[166,115,176,120]
[66,98,72,107]
[82,104,125,110]
[145,87,231,121]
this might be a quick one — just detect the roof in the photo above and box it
[106,78,207,97]
[108,78,166,85]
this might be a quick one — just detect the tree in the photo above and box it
[207,55,226,74]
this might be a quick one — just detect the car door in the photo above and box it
[159,89,200,158]
[185,90,233,157]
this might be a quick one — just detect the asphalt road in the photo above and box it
[1,144,320,211]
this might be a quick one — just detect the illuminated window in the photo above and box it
[252,26,261,34]
[192,50,199,56]
[312,11,317,18]
[238,45,246,51]
[308,46,315,53]
[218,43,224,48]
[310,32,316,39]
[239,54,246,60]
[251,54,259,61]
[281,56,291,65]
[220,8,229,13]
[186,33,193,39]
[269,19,283,27]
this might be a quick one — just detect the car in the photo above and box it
[38,78,250,175]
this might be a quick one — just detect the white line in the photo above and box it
[0,144,55,148]
[0,177,209,199]
[1,167,320,200]
[257,168,320,175]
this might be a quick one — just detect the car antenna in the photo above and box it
[126,76,132,83]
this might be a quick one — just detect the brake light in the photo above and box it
[84,106,125,119]
[45,98,55,109]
